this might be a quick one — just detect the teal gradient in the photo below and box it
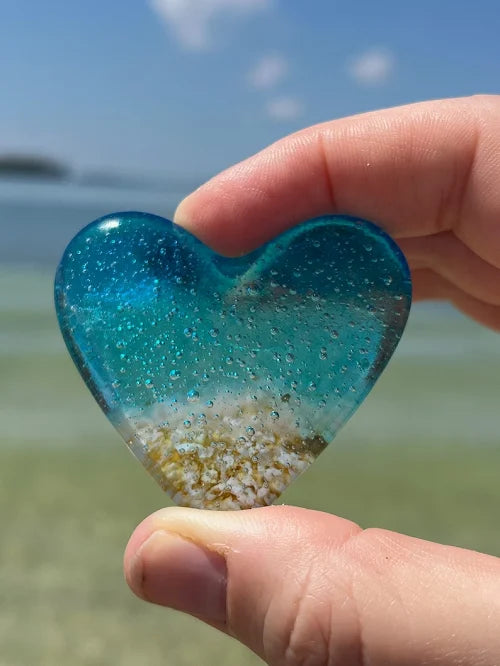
[55,213,411,506]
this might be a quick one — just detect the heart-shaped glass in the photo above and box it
[55,212,411,509]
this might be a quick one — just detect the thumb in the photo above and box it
[124,505,500,665]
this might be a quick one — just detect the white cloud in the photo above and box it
[149,0,271,51]
[348,48,395,86]
[248,54,288,89]
[267,96,303,121]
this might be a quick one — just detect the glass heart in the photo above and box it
[55,212,411,509]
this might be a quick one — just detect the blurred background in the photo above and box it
[1,1,499,664]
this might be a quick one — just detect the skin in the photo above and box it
[124,95,500,665]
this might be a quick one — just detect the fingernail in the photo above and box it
[129,530,227,623]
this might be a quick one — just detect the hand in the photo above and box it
[124,95,500,665]
[174,94,500,331]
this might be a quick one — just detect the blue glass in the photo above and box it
[55,212,411,509]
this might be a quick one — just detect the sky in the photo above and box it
[1,0,499,179]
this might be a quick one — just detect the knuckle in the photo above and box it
[263,552,368,666]
[280,588,333,666]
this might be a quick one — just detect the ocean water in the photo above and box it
[1,179,499,450]
[0,179,181,266]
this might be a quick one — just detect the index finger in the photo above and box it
[174,95,500,268]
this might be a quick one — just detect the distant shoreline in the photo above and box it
[0,154,205,193]
[0,155,70,180]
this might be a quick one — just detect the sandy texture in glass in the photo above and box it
[134,397,326,509]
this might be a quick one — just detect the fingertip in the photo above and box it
[173,177,228,244]
[173,186,231,255]
[123,531,151,602]
[173,194,195,234]
[123,507,171,564]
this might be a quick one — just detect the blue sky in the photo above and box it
[1,0,499,178]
